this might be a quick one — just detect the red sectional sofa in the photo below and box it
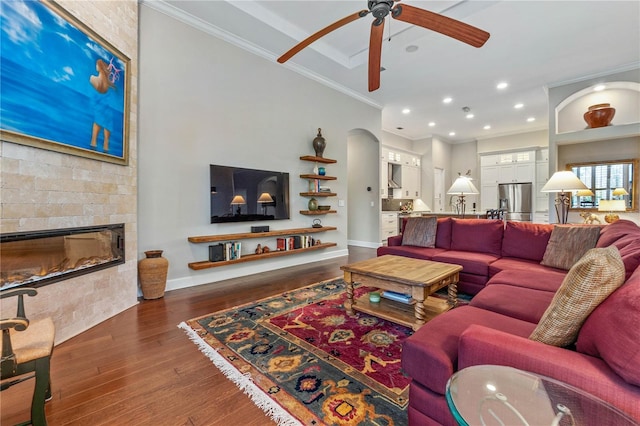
[377,218,640,425]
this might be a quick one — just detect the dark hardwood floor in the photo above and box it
[2,246,376,426]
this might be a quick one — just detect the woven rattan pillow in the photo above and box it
[530,246,625,347]
[402,216,437,248]
[540,225,600,270]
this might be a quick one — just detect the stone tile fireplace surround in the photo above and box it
[0,0,138,344]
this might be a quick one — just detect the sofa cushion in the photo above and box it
[470,284,556,324]
[530,246,625,347]
[402,306,535,396]
[402,216,437,247]
[596,219,639,248]
[540,225,600,270]
[377,245,447,260]
[431,250,500,276]
[501,221,554,262]
[449,219,504,256]
[603,234,640,280]
[576,267,640,386]
[400,216,452,249]
[487,268,566,293]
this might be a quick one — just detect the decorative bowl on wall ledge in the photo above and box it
[583,103,616,128]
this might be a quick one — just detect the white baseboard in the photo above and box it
[347,239,382,248]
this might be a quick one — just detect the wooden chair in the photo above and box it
[1,288,55,426]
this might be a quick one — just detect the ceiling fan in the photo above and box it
[277,1,490,92]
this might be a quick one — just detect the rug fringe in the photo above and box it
[178,322,303,426]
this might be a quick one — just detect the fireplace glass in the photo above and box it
[1,224,125,290]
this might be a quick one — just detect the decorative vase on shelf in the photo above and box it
[312,128,326,157]
[308,197,318,211]
[312,163,319,175]
[583,103,615,129]
[138,250,169,300]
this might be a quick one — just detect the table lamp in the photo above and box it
[540,171,588,224]
[447,175,479,218]
[230,195,246,215]
[598,199,626,223]
[257,192,274,215]
[612,187,629,198]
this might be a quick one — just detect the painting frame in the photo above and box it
[0,0,131,165]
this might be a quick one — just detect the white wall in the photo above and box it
[477,129,548,153]
[451,141,480,210]
[138,6,381,291]
[347,129,380,247]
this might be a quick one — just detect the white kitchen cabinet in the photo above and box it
[481,184,499,210]
[401,165,421,199]
[498,162,535,183]
[380,212,398,244]
[380,160,389,198]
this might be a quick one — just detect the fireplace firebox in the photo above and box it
[1,224,125,290]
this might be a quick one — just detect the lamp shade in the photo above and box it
[540,171,588,193]
[598,199,626,212]
[447,176,479,195]
[257,192,274,203]
[575,189,594,197]
[612,188,629,196]
[230,195,246,205]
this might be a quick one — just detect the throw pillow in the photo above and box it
[540,225,600,270]
[402,216,437,248]
[529,246,625,347]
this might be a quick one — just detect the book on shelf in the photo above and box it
[276,235,317,251]
[309,179,320,192]
[381,290,413,304]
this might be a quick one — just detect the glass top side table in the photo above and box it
[446,365,638,426]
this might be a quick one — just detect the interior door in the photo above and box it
[434,167,444,212]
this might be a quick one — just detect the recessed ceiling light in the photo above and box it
[514,103,524,109]
[443,97,453,104]
[402,108,411,114]
[483,125,491,130]
[593,84,606,92]
[449,131,456,136]
[527,117,536,122]
[428,122,436,127]
[466,113,474,119]
[405,45,419,53]
[496,82,508,90]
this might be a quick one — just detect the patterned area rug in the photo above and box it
[179,278,414,426]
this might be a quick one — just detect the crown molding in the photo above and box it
[547,62,640,89]
[140,0,383,110]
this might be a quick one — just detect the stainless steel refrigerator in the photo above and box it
[498,183,533,221]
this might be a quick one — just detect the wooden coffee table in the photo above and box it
[340,255,462,331]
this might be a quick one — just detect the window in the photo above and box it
[568,159,637,211]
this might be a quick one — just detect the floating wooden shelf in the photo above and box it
[299,174,337,180]
[188,242,337,270]
[188,226,337,243]
[299,192,336,197]
[300,155,337,164]
[300,210,337,215]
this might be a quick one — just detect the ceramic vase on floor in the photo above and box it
[138,250,169,299]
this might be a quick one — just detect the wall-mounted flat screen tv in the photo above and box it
[210,164,290,223]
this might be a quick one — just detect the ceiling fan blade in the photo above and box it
[277,10,369,63]
[392,4,490,48]
[368,20,384,92]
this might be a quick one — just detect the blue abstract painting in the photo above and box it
[0,0,129,164]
